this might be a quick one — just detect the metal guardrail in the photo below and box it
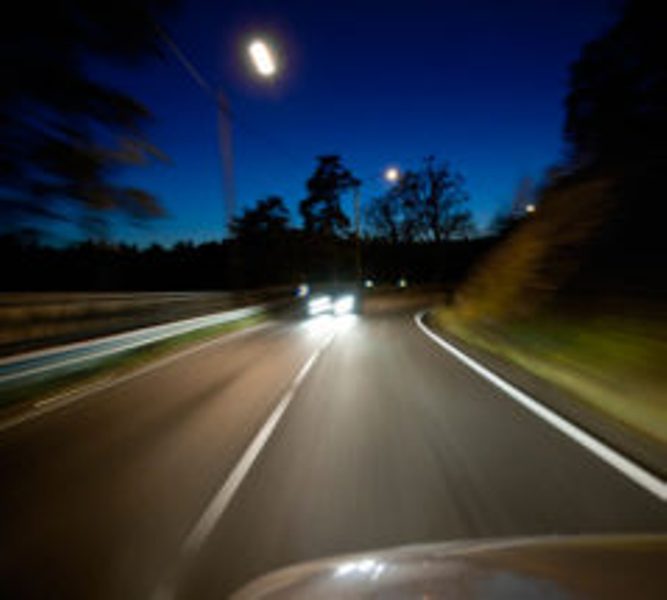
[0,288,297,356]
[0,305,263,388]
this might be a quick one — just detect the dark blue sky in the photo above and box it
[93,0,616,245]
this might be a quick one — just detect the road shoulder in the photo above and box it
[420,311,667,482]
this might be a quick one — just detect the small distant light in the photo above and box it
[248,39,277,77]
[297,283,309,297]
[398,278,407,288]
[525,203,536,214]
[364,279,374,289]
[385,167,400,183]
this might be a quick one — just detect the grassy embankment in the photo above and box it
[432,308,667,445]
[433,176,667,446]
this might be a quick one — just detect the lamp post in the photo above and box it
[352,165,401,283]
[157,26,280,237]
[214,38,279,233]
[219,38,279,234]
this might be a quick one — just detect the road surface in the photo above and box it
[1,301,665,599]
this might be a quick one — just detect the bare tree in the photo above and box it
[366,188,401,243]
[368,156,473,243]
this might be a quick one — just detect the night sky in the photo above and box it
[91,0,616,246]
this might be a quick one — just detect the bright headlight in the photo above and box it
[308,295,332,316]
[334,294,355,315]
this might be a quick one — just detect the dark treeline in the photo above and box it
[551,0,667,307]
[0,231,496,292]
[2,145,499,290]
[459,0,667,319]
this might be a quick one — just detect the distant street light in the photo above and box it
[384,166,400,183]
[525,203,536,214]
[248,39,277,77]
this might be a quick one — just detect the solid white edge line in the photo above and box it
[415,311,667,503]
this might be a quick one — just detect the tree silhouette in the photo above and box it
[559,0,667,301]
[466,0,667,316]
[366,188,403,244]
[229,196,293,287]
[366,180,423,244]
[0,0,174,239]
[416,156,471,242]
[565,0,666,172]
[230,196,290,242]
[370,156,472,243]
[299,155,360,238]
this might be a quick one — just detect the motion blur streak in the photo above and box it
[0,306,262,386]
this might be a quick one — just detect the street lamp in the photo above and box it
[217,38,279,234]
[384,166,400,183]
[248,39,278,77]
[158,27,282,237]
[525,203,536,214]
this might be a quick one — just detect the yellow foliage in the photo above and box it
[457,177,614,322]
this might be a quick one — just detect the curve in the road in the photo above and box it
[415,311,667,503]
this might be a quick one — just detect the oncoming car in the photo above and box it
[303,284,360,317]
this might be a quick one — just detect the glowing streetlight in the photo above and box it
[384,167,400,183]
[248,39,277,77]
[525,203,536,214]
[159,27,281,237]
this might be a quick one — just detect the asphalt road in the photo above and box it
[1,301,666,599]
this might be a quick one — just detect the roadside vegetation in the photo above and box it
[436,0,667,447]
[434,310,667,445]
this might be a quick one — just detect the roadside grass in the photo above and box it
[0,314,266,409]
[433,307,667,446]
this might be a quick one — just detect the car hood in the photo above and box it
[231,534,667,599]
